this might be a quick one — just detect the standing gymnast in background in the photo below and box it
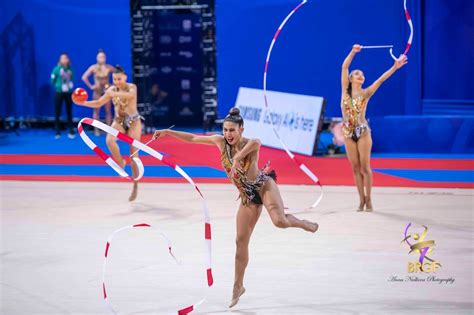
[341,44,407,211]
[81,49,114,136]
[74,65,142,201]
[153,108,318,308]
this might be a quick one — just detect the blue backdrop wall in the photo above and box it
[214,0,473,153]
[0,0,132,119]
[216,0,473,118]
[1,0,473,152]
[215,0,419,118]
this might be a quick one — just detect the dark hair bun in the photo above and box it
[114,64,125,74]
[229,107,240,116]
[224,107,244,126]
[97,48,104,54]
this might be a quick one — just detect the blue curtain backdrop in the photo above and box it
[0,0,132,119]
[423,0,474,101]
[0,0,472,152]
[216,0,412,118]
[2,0,472,119]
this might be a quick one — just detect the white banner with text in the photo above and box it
[234,87,324,155]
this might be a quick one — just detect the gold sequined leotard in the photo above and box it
[112,85,142,131]
[220,139,276,206]
[93,64,111,96]
[341,93,370,142]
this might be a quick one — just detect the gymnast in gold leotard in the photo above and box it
[341,44,408,212]
[75,65,142,202]
[82,49,115,135]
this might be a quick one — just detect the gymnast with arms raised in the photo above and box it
[341,44,407,211]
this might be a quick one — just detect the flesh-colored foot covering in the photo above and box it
[229,286,246,308]
[128,182,138,202]
[365,200,373,212]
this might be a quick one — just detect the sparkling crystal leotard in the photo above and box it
[220,139,276,206]
[341,93,370,142]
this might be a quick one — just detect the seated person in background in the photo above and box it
[144,83,168,133]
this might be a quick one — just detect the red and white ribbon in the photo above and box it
[77,118,145,181]
[360,0,413,60]
[263,0,323,214]
[102,223,181,314]
[78,118,213,314]
[389,0,413,60]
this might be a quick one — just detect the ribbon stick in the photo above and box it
[130,138,153,158]
[361,45,394,49]
[130,125,175,158]
[77,118,213,314]
[263,0,323,214]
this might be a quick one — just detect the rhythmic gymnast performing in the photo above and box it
[74,65,142,201]
[81,49,115,135]
[153,108,319,308]
[341,44,407,211]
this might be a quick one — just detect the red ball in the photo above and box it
[72,88,88,103]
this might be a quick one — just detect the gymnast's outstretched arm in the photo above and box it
[341,44,362,90]
[365,54,408,97]
[154,129,223,146]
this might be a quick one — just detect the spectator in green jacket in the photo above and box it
[51,53,75,139]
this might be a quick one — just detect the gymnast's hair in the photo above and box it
[347,70,354,97]
[223,107,244,127]
[114,64,126,74]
